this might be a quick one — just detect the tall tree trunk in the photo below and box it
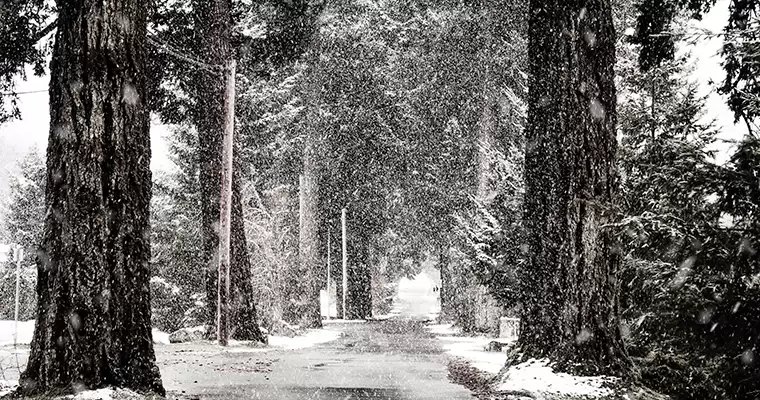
[439,245,453,320]
[519,0,632,376]
[194,0,264,342]
[299,169,322,328]
[229,168,266,341]
[18,0,164,395]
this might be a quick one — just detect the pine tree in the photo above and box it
[2,148,45,257]
[519,0,632,375]
[16,0,164,395]
[0,0,53,123]
[191,0,266,343]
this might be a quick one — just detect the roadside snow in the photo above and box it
[495,359,618,398]
[322,319,367,324]
[0,320,34,346]
[428,323,511,374]
[428,323,459,335]
[268,328,343,350]
[1,321,175,347]
[151,329,170,345]
[0,380,18,397]
[438,336,510,374]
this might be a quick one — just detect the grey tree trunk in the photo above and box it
[17,0,164,395]
[439,246,453,320]
[299,170,322,328]
[193,0,265,343]
[518,0,632,376]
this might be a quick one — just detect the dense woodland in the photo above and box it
[1,0,759,399]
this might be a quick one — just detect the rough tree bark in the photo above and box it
[193,0,265,342]
[16,0,164,395]
[518,0,632,376]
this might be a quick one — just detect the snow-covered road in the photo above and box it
[1,271,483,399]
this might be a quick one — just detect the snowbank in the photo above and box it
[1,321,177,347]
[268,328,343,350]
[151,329,170,345]
[0,383,161,399]
[427,323,459,335]
[495,359,618,398]
[438,336,510,374]
[60,387,152,399]
[0,380,18,397]
[428,323,512,374]
[0,320,34,346]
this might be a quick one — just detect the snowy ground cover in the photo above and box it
[267,328,343,350]
[4,320,341,351]
[0,386,162,399]
[494,358,618,398]
[0,320,34,347]
[427,323,512,374]
[0,380,18,397]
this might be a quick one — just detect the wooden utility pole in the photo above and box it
[217,60,236,346]
[14,246,23,348]
[341,208,347,319]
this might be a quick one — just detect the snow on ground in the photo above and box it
[0,387,160,399]
[0,380,18,397]
[2,321,176,347]
[322,319,367,324]
[61,387,154,399]
[0,320,34,346]
[495,358,618,398]
[151,329,170,345]
[427,323,459,335]
[429,323,512,374]
[267,328,343,350]
[3,320,341,352]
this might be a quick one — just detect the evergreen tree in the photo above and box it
[519,0,631,375]
[0,0,53,123]
[17,0,164,395]
[149,126,206,332]
[2,148,45,257]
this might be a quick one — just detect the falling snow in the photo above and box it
[0,0,758,399]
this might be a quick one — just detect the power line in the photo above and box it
[1,89,47,96]
[4,31,228,98]
[146,32,226,74]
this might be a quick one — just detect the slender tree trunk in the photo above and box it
[439,246,453,320]
[519,0,632,376]
[299,169,322,328]
[17,0,164,395]
[194,0,264,342]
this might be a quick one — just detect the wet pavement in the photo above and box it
[160,318,476,400]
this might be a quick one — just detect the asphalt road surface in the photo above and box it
[160,318,475,400]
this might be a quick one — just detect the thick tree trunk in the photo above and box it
[193,0,265,342]
[519,0,632,376]
[229,169,267,341]
[17,1,164,395]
